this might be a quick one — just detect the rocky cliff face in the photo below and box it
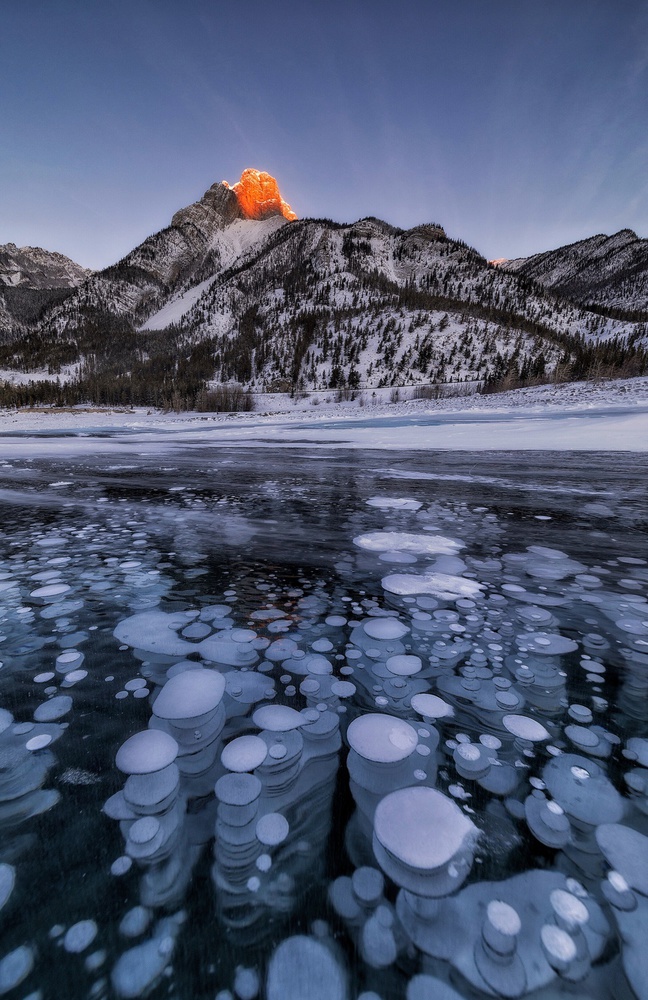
[0,243,90,289]
[0,243,91,339]
[499,230,648,315]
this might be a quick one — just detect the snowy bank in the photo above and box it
[0,377,647,453]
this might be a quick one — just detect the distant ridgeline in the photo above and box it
[1,171,647,409]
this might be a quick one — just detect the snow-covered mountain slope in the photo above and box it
[498,230,648,316]
[141,217,286,330]
[149,215,645,389]
[41,173,292,333]
[0,242,91,340]
[2,172,646,398]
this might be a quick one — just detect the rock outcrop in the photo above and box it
[227,169,297,222]
[0,243,90,289]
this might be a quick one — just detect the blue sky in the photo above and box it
[2,0,647,269]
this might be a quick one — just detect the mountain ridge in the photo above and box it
[1,171,646,405]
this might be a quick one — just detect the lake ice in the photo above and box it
[0,442,646,999]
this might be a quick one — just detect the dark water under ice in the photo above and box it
[0,446,647,1000]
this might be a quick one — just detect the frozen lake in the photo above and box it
[0,443,647,999]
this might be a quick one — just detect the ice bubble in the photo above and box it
[540,924,577,967]
[111,936,172,999]
[502,715,549,742]
[129,817,160,846]
[34,673,55,684]
[347,714,418,763]
[544,753,623,825]
[215,773,262,807]
[234,966,259,1000]
[519,633,578,656]
[627,737,648,767]
[0,865,15,912]
[487,899,521,936]
[124,679,147,692]
[568,704,593,724]
[113,611,193,657]
[256,854,272,872]
[363,618,410,641]
[550,889,589,930]
[116,730,178,775]
[124,764,179,809]
[55,650,84,674]
[256,813,289,847]
[34,695,72,722]
[382,572,484,601]
[110,857,132,877]
[64,919,98,953]
[385,654,422,676]
[596,824,648,895]
[0,945,34,995]
[182,623,212,639]
[30,583,71,602]
[152,668,225,720]
[312,639,333,653]
[264,638,300,662]
[354,531,462,555]
[407,976,465,1000]
[26,734,52,751]
[252,705,305,732]
[373,786,477,872]
[119,907,152,939]
[266,935,346,1000]
[352,867,384,905]
[361,910,397,968]
[411,693,453,719]
[221,736,268,773]
[366,497,422,511]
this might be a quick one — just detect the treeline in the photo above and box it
[481,335,648,394]
[0,377,254,413]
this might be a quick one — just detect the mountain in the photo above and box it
[0,243,91,338]
[0,171,646,405]
[35,169,294,334]
[496,230,648,318]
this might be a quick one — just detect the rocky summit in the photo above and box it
[226,168,297,222]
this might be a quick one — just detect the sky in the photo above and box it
[2,0,647,270]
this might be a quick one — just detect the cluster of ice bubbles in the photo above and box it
[1,493,648,999]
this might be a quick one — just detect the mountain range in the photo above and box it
[1,168,646,406]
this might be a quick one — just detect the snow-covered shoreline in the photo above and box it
[0,377,647,451]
